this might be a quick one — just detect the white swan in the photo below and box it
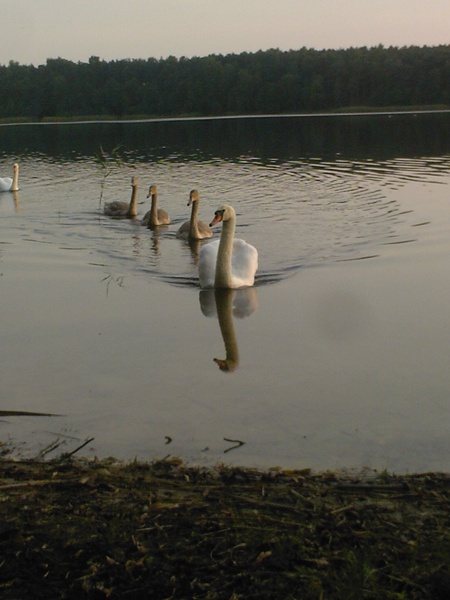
[142,185,170,227]
[198,204,258,289]
[0,163,19,192]
[104,176,138,218]
[176,189,212,240]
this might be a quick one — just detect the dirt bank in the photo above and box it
[1,457,450,599]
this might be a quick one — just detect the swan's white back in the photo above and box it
[231,239,258,287]
[0,177,13,192]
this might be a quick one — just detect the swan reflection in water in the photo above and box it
[12,191,20,212]
[199,288,258,371]
[0,191,20,213]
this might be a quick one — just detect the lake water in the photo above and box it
[1,113,449,473]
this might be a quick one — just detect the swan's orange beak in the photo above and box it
[210,210,224,227]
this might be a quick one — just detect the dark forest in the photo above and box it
[1,45,449,120]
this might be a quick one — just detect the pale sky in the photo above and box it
[2,0,449,66]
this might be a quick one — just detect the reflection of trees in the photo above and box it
[199,288,258,372]
[2,113,449,168]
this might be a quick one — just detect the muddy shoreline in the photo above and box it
[1,456,450,598]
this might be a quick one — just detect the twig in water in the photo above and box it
[36,439,65,459]
[61,437,95,459]
[95,143,124,205]
[223,437,245,453]
[0,410,62,417]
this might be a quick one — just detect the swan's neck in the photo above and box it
[189,201,200,238]
[149,192,158,224]
[11,165,19,192]
[127,184,138,218]
[214,290,239,371]
[214,215,235,289]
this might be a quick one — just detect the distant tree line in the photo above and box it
[1,45,449,120]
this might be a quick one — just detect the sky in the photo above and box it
[1,0,449,66]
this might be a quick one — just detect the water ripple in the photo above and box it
[3,147,450,288]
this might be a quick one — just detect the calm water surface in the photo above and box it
[1,113,449,472]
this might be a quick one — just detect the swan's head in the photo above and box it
[147,184,157,198]
[188,189,199,206]
[131,176,138,187]
[209,204,235,227]
[13,163,19,172]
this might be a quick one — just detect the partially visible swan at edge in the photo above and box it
[104,176,138,218]
[0,163,19,192]
[142,185,171,227]
[176,189,212,240]
[198,204,258,289]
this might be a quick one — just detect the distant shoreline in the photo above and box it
[1,106,449,126]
